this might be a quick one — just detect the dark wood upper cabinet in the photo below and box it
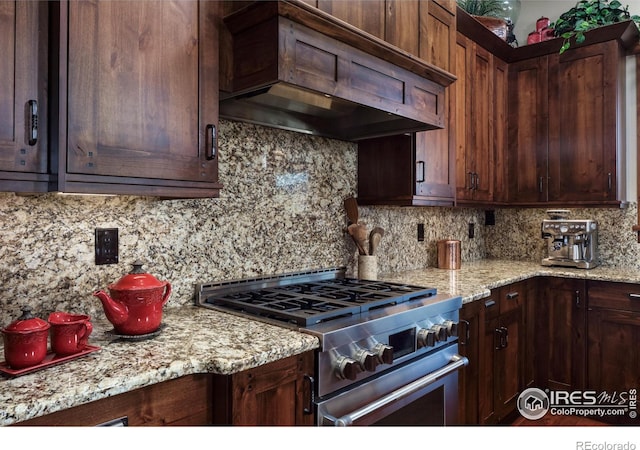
[356,0,455,206]
[50,0,222,198]
[507,22,638,207]
[0,1,49,193]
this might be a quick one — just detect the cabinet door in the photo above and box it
[56,0,220,197]
[540,277,587,391]
[227,352,315,426]
[0,1,48,193]
[587,281,640,392]
[548,41,619,203]
[416,0,455,204]
[507,56,549,204]
[479,295,499,424]
[454,32,472,201]
[494,282,525,421]
[316,0,385,40]
[492,56,508,204]
[459,300,480,425]
[468,43,493,202]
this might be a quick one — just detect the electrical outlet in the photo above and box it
[468,223,475,239]
[417,223,425,242]
[95,228,119,265]
[485,210,496,226]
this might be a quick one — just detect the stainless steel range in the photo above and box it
[195,268,467,426]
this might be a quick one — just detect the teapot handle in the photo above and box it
[161,282,172,307]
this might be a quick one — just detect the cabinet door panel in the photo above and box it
[507,57,548,203]
[454,33,471,200]
[64,0,217,184]
[0,1,48,189]
[316,0,385,39]
[588,308,640,392]
[468,44,493,202]
[540,278,586,391]
[548,42,618,203]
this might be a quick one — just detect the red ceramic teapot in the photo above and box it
[93,260,171,336]
[2,307,50,369]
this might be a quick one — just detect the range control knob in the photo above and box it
[432,324,448,342]
[354,349,379,372]
[417,328,437,348]
[443,320,459,337]
[373,343,394,365]
[334,355,362,381]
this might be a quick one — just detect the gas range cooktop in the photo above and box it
[195,268,437,327]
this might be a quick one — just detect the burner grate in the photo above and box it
[197,273,437,327]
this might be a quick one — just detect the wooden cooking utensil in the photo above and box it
[369,227,384,256]
[348,223,368,255]
[344,197,359,225]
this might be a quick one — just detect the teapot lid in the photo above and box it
[3,307,50,333]
[108,260,167,291]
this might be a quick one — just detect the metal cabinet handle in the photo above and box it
[575,290,581,308]
[628,293,640,300]
[28,100,38,145]
[500,326,508,348]
[608,173,612,191]
[303,375,315,415]
[468,172,474,190]
[539,176,544,193]
[206,124,217,160]
[416,161,425,183]
[506,291,519,300]
[474,173,479,190]
[484,299,496,308]
[459,319,470,345]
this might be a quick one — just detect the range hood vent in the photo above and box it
[219,1,456,142]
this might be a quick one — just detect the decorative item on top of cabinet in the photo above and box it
[0,1,49,194]
[49,0,222,198]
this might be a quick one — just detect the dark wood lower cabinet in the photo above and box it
[17,351,316,426]
[586,281,640,424]
[212,351,315,426]
[459,299,481,424]
[538,277,587,391]
[17,374,214,426]
[461,280,529,425]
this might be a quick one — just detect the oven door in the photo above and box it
[316,344,468,426]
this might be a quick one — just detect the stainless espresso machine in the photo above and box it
[541,210,598,269]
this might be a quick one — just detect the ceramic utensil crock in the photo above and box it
[94,260,171,335]
[48,312,93,356]
[2,307,50,369]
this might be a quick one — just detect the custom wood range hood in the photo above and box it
[219,0,456,142]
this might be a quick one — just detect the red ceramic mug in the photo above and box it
[48,312,93,356]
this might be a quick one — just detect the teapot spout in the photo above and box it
[93,290,128,326]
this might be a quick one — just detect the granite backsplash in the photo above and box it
[0,120,638,325]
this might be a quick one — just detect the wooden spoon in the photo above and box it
[344,197,359,225]
[348,223,368,255]
[369,227,385,256]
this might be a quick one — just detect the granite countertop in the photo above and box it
[4,259,640,426]
[0,306,319,426]
[384,259,640,303]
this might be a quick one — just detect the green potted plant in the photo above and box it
[457,0,509,40]
[552,0,640,53]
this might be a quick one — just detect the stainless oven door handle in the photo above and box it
[326,354,469,426]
